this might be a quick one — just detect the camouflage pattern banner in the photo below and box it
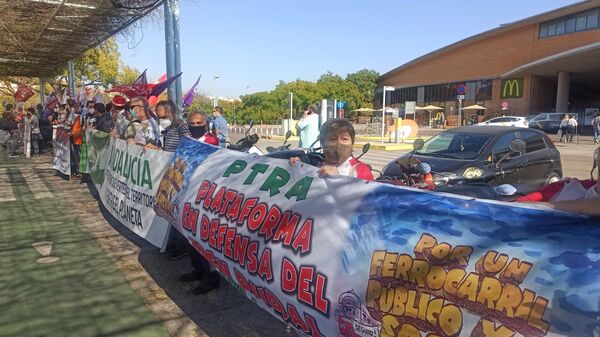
[52,126,70,176]
[153,137,600,337]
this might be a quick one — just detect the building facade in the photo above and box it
[378,0,600,126]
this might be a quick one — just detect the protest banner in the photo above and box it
[151,137,599,337]
[87,130,173,247]
[52,126,70,176]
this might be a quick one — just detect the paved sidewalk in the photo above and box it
[0,151,291,337]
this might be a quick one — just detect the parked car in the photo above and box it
[528,112,578,133]
[477,116,529,127]
[382,126,562,194]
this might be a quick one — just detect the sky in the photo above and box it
[117,0,579,98]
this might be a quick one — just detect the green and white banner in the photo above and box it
[86,130,173,247]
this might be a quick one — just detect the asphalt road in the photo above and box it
[235,133,597,180]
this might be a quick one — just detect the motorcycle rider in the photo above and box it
[290,118,373,181]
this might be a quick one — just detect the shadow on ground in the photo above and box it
[86,182,293,337]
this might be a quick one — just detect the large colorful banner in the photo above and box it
[86,130,173,247]
[150,137,599,337]
[53,126,70,176]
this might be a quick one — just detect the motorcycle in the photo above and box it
[227,120,262,154]
[266,130,293,153]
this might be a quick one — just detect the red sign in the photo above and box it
[501,101,509,109]
[456,84,466,95]
[14,84,35,102]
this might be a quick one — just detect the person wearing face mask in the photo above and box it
[145,100,191,151]
[126,96,159,146]
[188,110,219,145]
[290,118,373,181]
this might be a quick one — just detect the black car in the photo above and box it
[382,126,563,193]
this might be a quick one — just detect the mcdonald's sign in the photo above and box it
[500,78,524,98]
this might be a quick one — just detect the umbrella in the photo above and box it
[462,104,487,110]
[415,104,443,111]
[415,105,443,127]
[354,108,376,112]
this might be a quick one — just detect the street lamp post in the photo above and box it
[212,75,220,107]
[381,86,395,143]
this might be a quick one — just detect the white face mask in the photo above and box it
[88,108,95,114]
[160,118,172,130]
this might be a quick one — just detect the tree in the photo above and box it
[116,64,141,84]
[317,71,362,112]
[71,38,121,86]
[346,69,380,108]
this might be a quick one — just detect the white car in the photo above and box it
[477,116,529,128]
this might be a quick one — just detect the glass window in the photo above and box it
[550,114,562,121]
[576,16,587,31]
[556,21,566,35]
[547,23,557,36]
[539,23,548,38]
[492,132,517,162]
[520,131,547,153]
[566,18,577,32]
[419,132,493,160]
[532,114,547,121]
[588,14,598,29]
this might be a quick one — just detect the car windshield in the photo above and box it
[416,132,492,159]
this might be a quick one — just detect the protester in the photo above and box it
[178,109,221,294]
[147,100,190,151]
[27,107,40,156]
[593,113,600,145]
[109,95,129,137]
[0,106,19,157]
[211,106,228,147]
[548,148,600,216]
[290,118,374,180]
[297,104,320,148]
[69,106,83,176]
[126,96,159,146]
[188,110,219,145]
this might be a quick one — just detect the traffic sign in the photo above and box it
[501,101,509,108]
[457,84,466,95]
[336,101,345,109]
[457,95,465,100]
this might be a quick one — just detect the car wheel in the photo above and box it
[546,172,561,184]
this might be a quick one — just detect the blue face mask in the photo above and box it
[129,109,138,118]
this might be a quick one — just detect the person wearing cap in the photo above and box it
[108,95,130,137]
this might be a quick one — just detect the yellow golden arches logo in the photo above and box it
[501,78,524,98]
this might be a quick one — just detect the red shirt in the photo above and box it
[347,157,374,181]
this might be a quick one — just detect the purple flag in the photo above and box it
[133,69,148,85]
[182,75,202,107]
[148,72,182,98]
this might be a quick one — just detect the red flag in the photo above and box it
[14,84,35,102]
[107,83,155,99]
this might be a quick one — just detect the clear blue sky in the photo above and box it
[117,0,578,97]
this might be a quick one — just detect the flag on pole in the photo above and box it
[134,69,148,85]
[148,72,182,98]
[156,73,167,83]
[182,75,202,107]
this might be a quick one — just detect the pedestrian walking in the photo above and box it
[559,114,569,143]
[567,114,578,143]
[211,106,228,148]
[592,113,600,144]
